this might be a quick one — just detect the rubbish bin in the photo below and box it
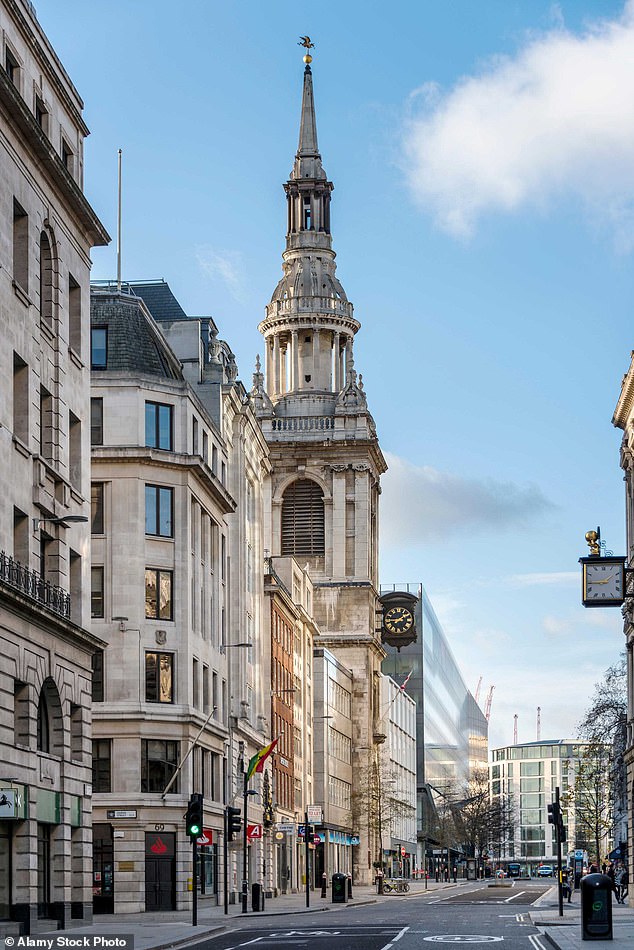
[581,873,613,940]
[331,872,347,903]
[252,882,265,912]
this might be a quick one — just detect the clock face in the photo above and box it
[384,605,414,634]
[584,561,624,603]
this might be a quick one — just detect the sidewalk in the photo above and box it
[0,879,456,950]
[529,885,634,950]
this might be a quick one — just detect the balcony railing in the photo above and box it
[0,551,71,619]
[270,416,336,432]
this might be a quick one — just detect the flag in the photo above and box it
[400,670,413,691]
[246,738,278,782]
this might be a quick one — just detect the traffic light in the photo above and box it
[186,792,203,839]
[226,805,242,841]
[547,802,560,825]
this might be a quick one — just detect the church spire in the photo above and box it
[291,63,325,182]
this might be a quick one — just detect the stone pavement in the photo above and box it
[529,884,634,950]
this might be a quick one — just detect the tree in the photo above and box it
[452,768,515,865]
[351,749,415,869]
[569,654,627,863]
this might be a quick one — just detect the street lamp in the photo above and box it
[32,514,88,532]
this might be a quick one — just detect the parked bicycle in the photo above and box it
[382,879,410,893]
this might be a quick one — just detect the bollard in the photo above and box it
[321,873,327,898]
[347,874,353,899]
[377,870,384,895]
[581,873,613,941]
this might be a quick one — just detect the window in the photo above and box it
[37,691,50,753]
[145,401,173,451]
[39,386,53,461]
[69,411,81,488]
[13,352,28,444]
[281,479,325,556]
[141,739,179,793]
[91,566,104,618]
[92,739,111,792]
[145,569,173,620]
[145,652,174,703]
[61,138,73,173]
[192,417,198,455]
[14,680,29,745]
[13,199,28,292]
[91,328,107,369]
[68,275,81,354]
[92,651,104,702]
[91,397,103,445]
[5,47,20,86]
[91,483,104,534]
[35,95,48,134]
[145,485,173,537]
[39,232,53,325]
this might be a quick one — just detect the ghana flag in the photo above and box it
[246,738,278,781]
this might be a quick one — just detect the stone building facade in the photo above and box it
[253,55,387,884]
[0,0,108,932]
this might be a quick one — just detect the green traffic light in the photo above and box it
[190,824,201,836]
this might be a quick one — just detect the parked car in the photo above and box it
[537,865,554,877]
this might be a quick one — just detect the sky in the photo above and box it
[34,0,634,750]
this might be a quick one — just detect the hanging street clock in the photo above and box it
[378,591,418,649]
[579,528,627,608]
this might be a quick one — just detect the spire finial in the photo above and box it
[298,35,314,65]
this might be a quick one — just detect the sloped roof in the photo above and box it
[128,280,189,322]
[91,291,184,380]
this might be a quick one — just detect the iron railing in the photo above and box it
[0,551,71,619]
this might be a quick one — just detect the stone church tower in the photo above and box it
[253,51,387,883]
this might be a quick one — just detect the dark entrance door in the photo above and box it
[37,824,51,917]
[145,832,175,911]
[93,824,114,914]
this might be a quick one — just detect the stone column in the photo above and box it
[312,328,319,389]
[354,467,370,580]
[291,330,299,392]
[333,332,340,391]
[273,335,281,395]
[331,468,346,578]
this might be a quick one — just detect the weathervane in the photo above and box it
[298,35,314,65]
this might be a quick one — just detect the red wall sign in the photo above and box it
[247,823,262,840]
[197,827,213,846]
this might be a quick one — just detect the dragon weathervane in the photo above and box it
[298,35,314,64]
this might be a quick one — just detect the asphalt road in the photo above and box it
[189,880,553,950]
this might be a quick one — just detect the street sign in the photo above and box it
[400,846,406,856]
[0,790,16,818]
[247,823,262,840]
[276,822,295,833]
[307,805,323,824]
[106,809,137,819]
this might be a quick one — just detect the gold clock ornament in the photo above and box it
[384,605,414,635]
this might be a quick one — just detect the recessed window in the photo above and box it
[35,96,49,134]
[92,739,111,792]
[5,47,20,87]
[92,651,104,702]
[141,739,179,793]
[91,397,103,445]
[69,274,81,354]
[91,327,107,369]
[91,483,104,534]
[13,199,28,292]
[61,138,74,173]
[145,652,174,703]
[145,568,173,620]
[91,566,104,618]
[39,232,53,325]
[145,401,173,451]
[69,410,81,488]
[39,385,53,462]
[281,478,325,556]
[13,352,28,444]
[145,485,173,538]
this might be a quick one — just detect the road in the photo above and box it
[189,880,554,950]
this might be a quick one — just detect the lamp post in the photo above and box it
[32,514,88,532]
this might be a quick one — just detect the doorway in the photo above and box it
[92,824,114,914]
[144,832,175,911]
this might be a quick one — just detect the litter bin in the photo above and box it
[581,873,612,940]
[252,882,265,912]
[332,872,347,903]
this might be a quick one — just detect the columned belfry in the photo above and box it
[254,43,387,884]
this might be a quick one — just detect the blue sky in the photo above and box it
[36,0,634,749]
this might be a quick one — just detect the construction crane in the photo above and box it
[474,676,483,705]
[484,685,495,721]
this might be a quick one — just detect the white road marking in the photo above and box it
[528,934,548,950]
[379,926,409,950]
[423,937,504,944]
[504,891,527,902]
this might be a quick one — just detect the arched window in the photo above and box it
[39,231,53,326]
[36,678,63,755]
[281,479,324,556]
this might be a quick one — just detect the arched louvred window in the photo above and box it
[36,677,63,756]
[281,479,324,556]
[39,231,53,326]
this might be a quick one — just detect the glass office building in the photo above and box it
[381,585,488,866]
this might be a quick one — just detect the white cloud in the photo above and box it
[507,571,578,587]
[195,245,246,301]
[381,452,554,543]
[403,1,634,247]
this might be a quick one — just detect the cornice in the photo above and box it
[613,351,634,430]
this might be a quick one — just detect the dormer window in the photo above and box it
[303,198,312,230]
